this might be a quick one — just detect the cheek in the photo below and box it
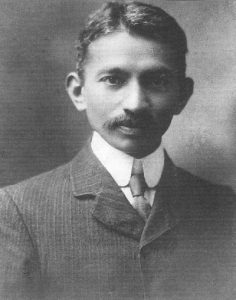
[86,91,120,119]
[152,91,180,112]
[85,95,113,127]
[83,88,102,113]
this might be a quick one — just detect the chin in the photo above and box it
[113,137,161,158]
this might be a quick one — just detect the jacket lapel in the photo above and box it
[70,144,187,245]
[70,143,145,241]
[140,153,186,249]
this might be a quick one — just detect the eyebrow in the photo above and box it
[96,66,176,77]
[96,68,128,77]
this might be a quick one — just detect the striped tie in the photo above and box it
[129,159,151,220]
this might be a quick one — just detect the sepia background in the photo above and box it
[0,0,235,190]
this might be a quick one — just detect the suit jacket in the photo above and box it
[0,144,236,300]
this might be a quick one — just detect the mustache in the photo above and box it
[104,111,154,130]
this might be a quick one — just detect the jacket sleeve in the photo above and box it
[0,189,42,300]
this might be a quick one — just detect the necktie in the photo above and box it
[129,159,151,220]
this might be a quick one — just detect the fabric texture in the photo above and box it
[0,143,236,300]
[129,159,151,219]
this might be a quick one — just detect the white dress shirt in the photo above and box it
[91,132,164,207]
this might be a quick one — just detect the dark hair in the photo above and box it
[76,1,188,77]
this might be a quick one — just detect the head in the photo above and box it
[66,1,193,158]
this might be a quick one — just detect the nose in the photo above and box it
[122,81,149,112]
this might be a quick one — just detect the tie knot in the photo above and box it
[129,174,146,196]
[129,159,151,220]
[131,159,143,175]
[129,159,147,197]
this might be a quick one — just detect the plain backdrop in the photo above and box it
[0,0,235,191]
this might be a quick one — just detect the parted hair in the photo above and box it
[76,1,188,77]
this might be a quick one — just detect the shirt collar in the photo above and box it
[91,132,164,188]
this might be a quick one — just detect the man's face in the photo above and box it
[72,31,193,158]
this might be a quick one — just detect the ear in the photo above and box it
[66,72,87,111]
[173,77,194,115]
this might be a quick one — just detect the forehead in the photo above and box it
[84,31,181,75]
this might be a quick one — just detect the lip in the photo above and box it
[118,125,146,136]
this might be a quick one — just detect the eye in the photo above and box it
[100,75,126,87]
[151,74,171,88]
[143,72,174,91]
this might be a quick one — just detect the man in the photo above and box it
[0,2,235,299]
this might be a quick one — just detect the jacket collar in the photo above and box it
[70,141,104,197]
[70,143,186,244]
[139,153,185,249]
[70,142,145,240]
[91,131,164,188]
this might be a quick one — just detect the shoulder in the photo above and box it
[164,152,235,206]
[0,142,101,219]
[0,159,77,250]
[175,166,236,219]
[0,144,95,220]
[1,161,71,200]
[177,166,235,199]
[0,158,77,226]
